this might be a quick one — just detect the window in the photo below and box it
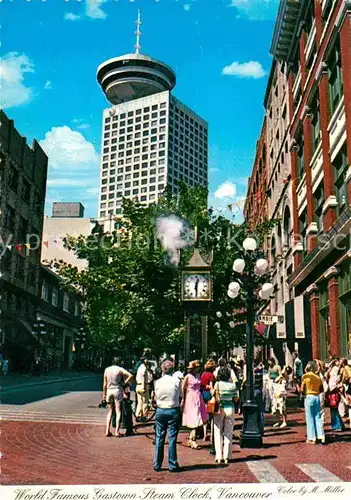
[297,136,304,180]
[52,287,59,307]
[4,204,15,231]
[42,280,49,301]
[333,145,348,216]
[299,210,308,257]
[311,93,321,154]
[63,292,70,312]
[314,183,324,232]
[305,0,315,37]
[328,39,343,114]
[22,181,30,204]
[9,166,19,192]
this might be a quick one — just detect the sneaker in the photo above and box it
[280,422,287,428]
[319,436,326,444]
[306,440,316,444]
[273,422,280,428]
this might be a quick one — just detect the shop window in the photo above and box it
[310,92,321,154]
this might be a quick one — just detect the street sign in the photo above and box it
[257,315,284,325]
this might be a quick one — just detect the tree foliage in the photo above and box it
[53,184,277,357]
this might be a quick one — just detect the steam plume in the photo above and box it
[156,215,191,265]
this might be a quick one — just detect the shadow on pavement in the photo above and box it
[0,376,101,405]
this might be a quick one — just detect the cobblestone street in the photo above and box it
[2,409,351,485]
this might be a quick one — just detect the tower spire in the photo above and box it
[134,10,142,55]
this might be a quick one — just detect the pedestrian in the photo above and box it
[2,357,9,376]
[121,384,135,436]
[214,357,237,384]
[267,357,282,412]
[315,359,327,425]
[300,360,325,444]
[212,366,237,464]
[153,360,182,473]
[326,359,344,433]
[272,366,292,429]
[340,359,351,429]
[292,352,303,389]
[201,360,216,441]
[102,356,133,437]
[135,356,149,421]
[181,360,208,449]
[173,363,185,385]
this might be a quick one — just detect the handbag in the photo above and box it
[327,391,340,408]
[206,396,219,414]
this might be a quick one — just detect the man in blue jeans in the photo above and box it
[153,360,182,472]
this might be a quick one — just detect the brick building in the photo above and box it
[270,0,351,360]
[244,119,268,229]
[0,110,48,371]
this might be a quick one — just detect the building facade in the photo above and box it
[271,0,351,360]
[0,110,48,371]
[244,119,268,229]
[52,202,85,218]
[38,266,83,371]
[97,51,208,218]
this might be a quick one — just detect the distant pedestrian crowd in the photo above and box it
[101,352,351,472]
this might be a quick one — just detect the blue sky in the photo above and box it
[0,0,280,219]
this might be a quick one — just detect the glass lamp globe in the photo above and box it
[255,258,269,276]
[258,289,264,299]
[243,237,257,251]
[233,258,245,274]
[216,311,222,318]
[229,281,240,294]
[261,283,274,299]
[227,289,238,299]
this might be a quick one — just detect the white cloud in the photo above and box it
[64,12,81,21]
[47,179,95,188]
[39,126,99,171]
[44,80,52,90]
[228,0,279,21]
[40,126,99,216]
[209,167,219,173]
[86,0,107,20]
[0,52,34,109]
[86,187,99,195]
[222,61,266,79]
[77,123,90,130]
[214,181,237,199]
[184,3,191,11]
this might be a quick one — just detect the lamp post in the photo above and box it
[32,316,46,374]
[75,327,86,368]
[228,237,273,449]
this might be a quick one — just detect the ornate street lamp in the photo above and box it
[228,237,272,449]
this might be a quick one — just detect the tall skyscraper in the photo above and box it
[96,12,208,217]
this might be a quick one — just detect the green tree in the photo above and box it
[53,184,277,357]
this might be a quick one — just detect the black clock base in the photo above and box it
[239,400,263,449]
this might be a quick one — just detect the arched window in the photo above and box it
[283,206,291,248]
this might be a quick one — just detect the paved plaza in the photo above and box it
[1,375,350,485]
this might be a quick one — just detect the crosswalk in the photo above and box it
[0,408,106,425]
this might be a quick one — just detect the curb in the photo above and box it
[0,374,98,394]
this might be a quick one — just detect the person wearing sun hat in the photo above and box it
[181,360,208,449]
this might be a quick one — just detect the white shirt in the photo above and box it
[173,370,184,381]
[104,365,130,389]
[136,363,147,385]
[155,374,181,408]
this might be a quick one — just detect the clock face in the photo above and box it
[183,273,211,300]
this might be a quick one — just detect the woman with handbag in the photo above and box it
[326,359,344,433]
[181,360,208,449]
[300,361,325,444]
[212,366,237,464]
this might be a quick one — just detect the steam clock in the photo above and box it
[181,248,213,363]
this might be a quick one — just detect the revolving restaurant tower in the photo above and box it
[96,12,208,217]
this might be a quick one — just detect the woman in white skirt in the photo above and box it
[212,366,238,464]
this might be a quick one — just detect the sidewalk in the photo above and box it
[0,370,98,392]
